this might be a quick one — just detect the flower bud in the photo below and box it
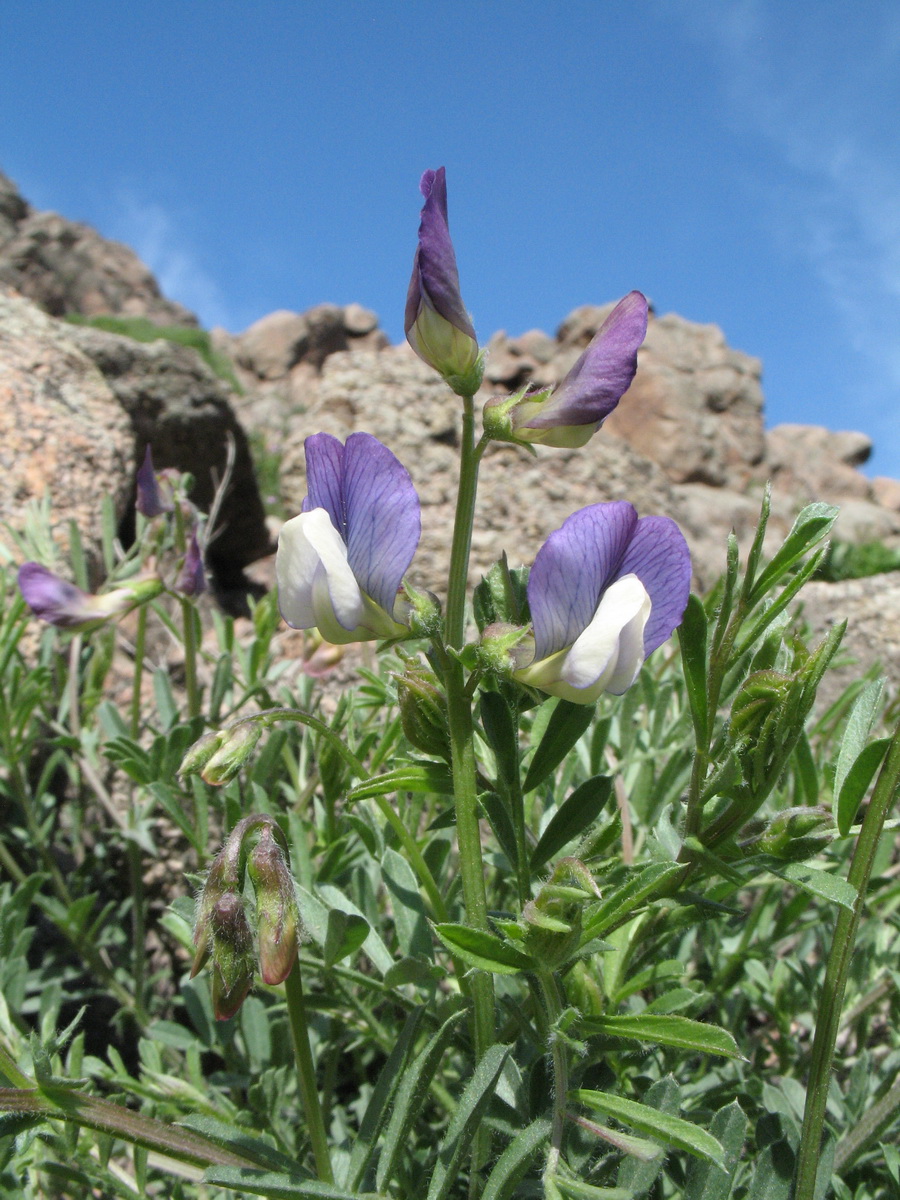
[395,664,451,760]
[521,859,601,969]
[208,892,256,1020]
[136,445,174,518]
[755,806,833,861]
[247,825,301,985]
[180,729,227,780]
[18,563,164,631]
[201,721,263,786]
[175,530,207,597]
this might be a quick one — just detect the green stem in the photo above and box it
[283,960,334,1183]
[130,605,147,740]
[793,719,900,1200]
[372,794,448,921]
[538,969,569,1180]
[180,598,201,721]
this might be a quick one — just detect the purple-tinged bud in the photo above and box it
[247,825,300,986]
[484,292,648,449]
[405,168,483,396]
[18,563,164,631]
[136,446,174,518]
[201,721,263,786]
[208,892,256,1021]
[175,530,207,597]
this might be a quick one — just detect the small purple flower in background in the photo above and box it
[176,530,207,597]
[485,291,648,448]
[18,563,164,631]
[405,167,483,394]
[276,432,421,644]
[514,501,691,703]
[135,445,174,518]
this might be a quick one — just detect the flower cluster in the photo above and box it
[274,168,690,704]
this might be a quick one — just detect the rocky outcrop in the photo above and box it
[0,288,271,601]
[0,171,196,327]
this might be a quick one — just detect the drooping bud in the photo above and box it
[208,892,256,1021]
[755,806,833,862]
[395,664,451,760]
[180,729,228,780]
[247,825,301,985]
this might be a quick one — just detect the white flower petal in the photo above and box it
[277,509,364,639]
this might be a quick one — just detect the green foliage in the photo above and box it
[2,490,900,1199]
[64,311,243,391]
[815,538,900,582]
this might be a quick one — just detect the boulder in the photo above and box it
[0,170,196,327]
[0,288,272,602]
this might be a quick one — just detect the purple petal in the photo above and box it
[301,433,420,615]
[343,434,420,614]
[302,433,345,528]
[18,562,94,627]
[528,503,638,661]
[136,445,170,518]
[521,291,648,431]
[176,531,207,596]
[404,167,476,341]
[615,516,691,654]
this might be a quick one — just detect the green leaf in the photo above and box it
[381,847,432,960]
[376,1009,466,1191]
[837,736,890,837]
[523,700,595,792]
[574,1089,725,1163]
[684,1101,748,1200]
[616,1076,681,1196]
[746,1139,794,1200]
[202,1169,379,1199]
[347,762,454,801]
[324,910,370,969]
[581,1015,742,1060]
[581,863,683,942]
[774,862,857,911]
[530,776,613,871]
[574,1114,664,1161]
[748,502,839,605]
[480,691,520,784]
[678,595,709,745]
[179,1115,299,1173]
[481,1118,551,1200]
[426,1045,510,1200]
[347,1008,426,1192]
[433,924,536,975]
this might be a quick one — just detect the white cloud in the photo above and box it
[108,191,234,329]
[672,0,900,468]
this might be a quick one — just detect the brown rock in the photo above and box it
[236,310,311,379]
[0,287,133,574]
[0,172,196,327]
[765,424,874,504]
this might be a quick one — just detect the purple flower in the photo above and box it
[485,292,648,448]
[176,530,207,597]
[514,502,691,703]
[136,445,174,518]
[276,432,421,643]
[405,167,482,394]
[18,563,164,631]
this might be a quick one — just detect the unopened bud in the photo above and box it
[201,721,263,785]
[521,858,600,969]
[247,825,300,985]
[208,892,256,1021]
[180,729,227,780]
[395,665,451,760]
[756,806,833,861]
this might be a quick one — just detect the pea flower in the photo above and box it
[135,445,174,518]
[276,432,420,644]
[514,502,690,704]
[484,291,648,448]
[18,563,164,632]
[175,530,207,597]
[405,167,483,395]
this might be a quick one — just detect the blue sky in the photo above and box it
[2,1,899,476]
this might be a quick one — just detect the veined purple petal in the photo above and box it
[343,434,420,614]
[615,516,691,654]
[528,503,638,661]
[404,168,476,342]
[301,433,420,616]
[521,291,648,431]
[302,433,345,530]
